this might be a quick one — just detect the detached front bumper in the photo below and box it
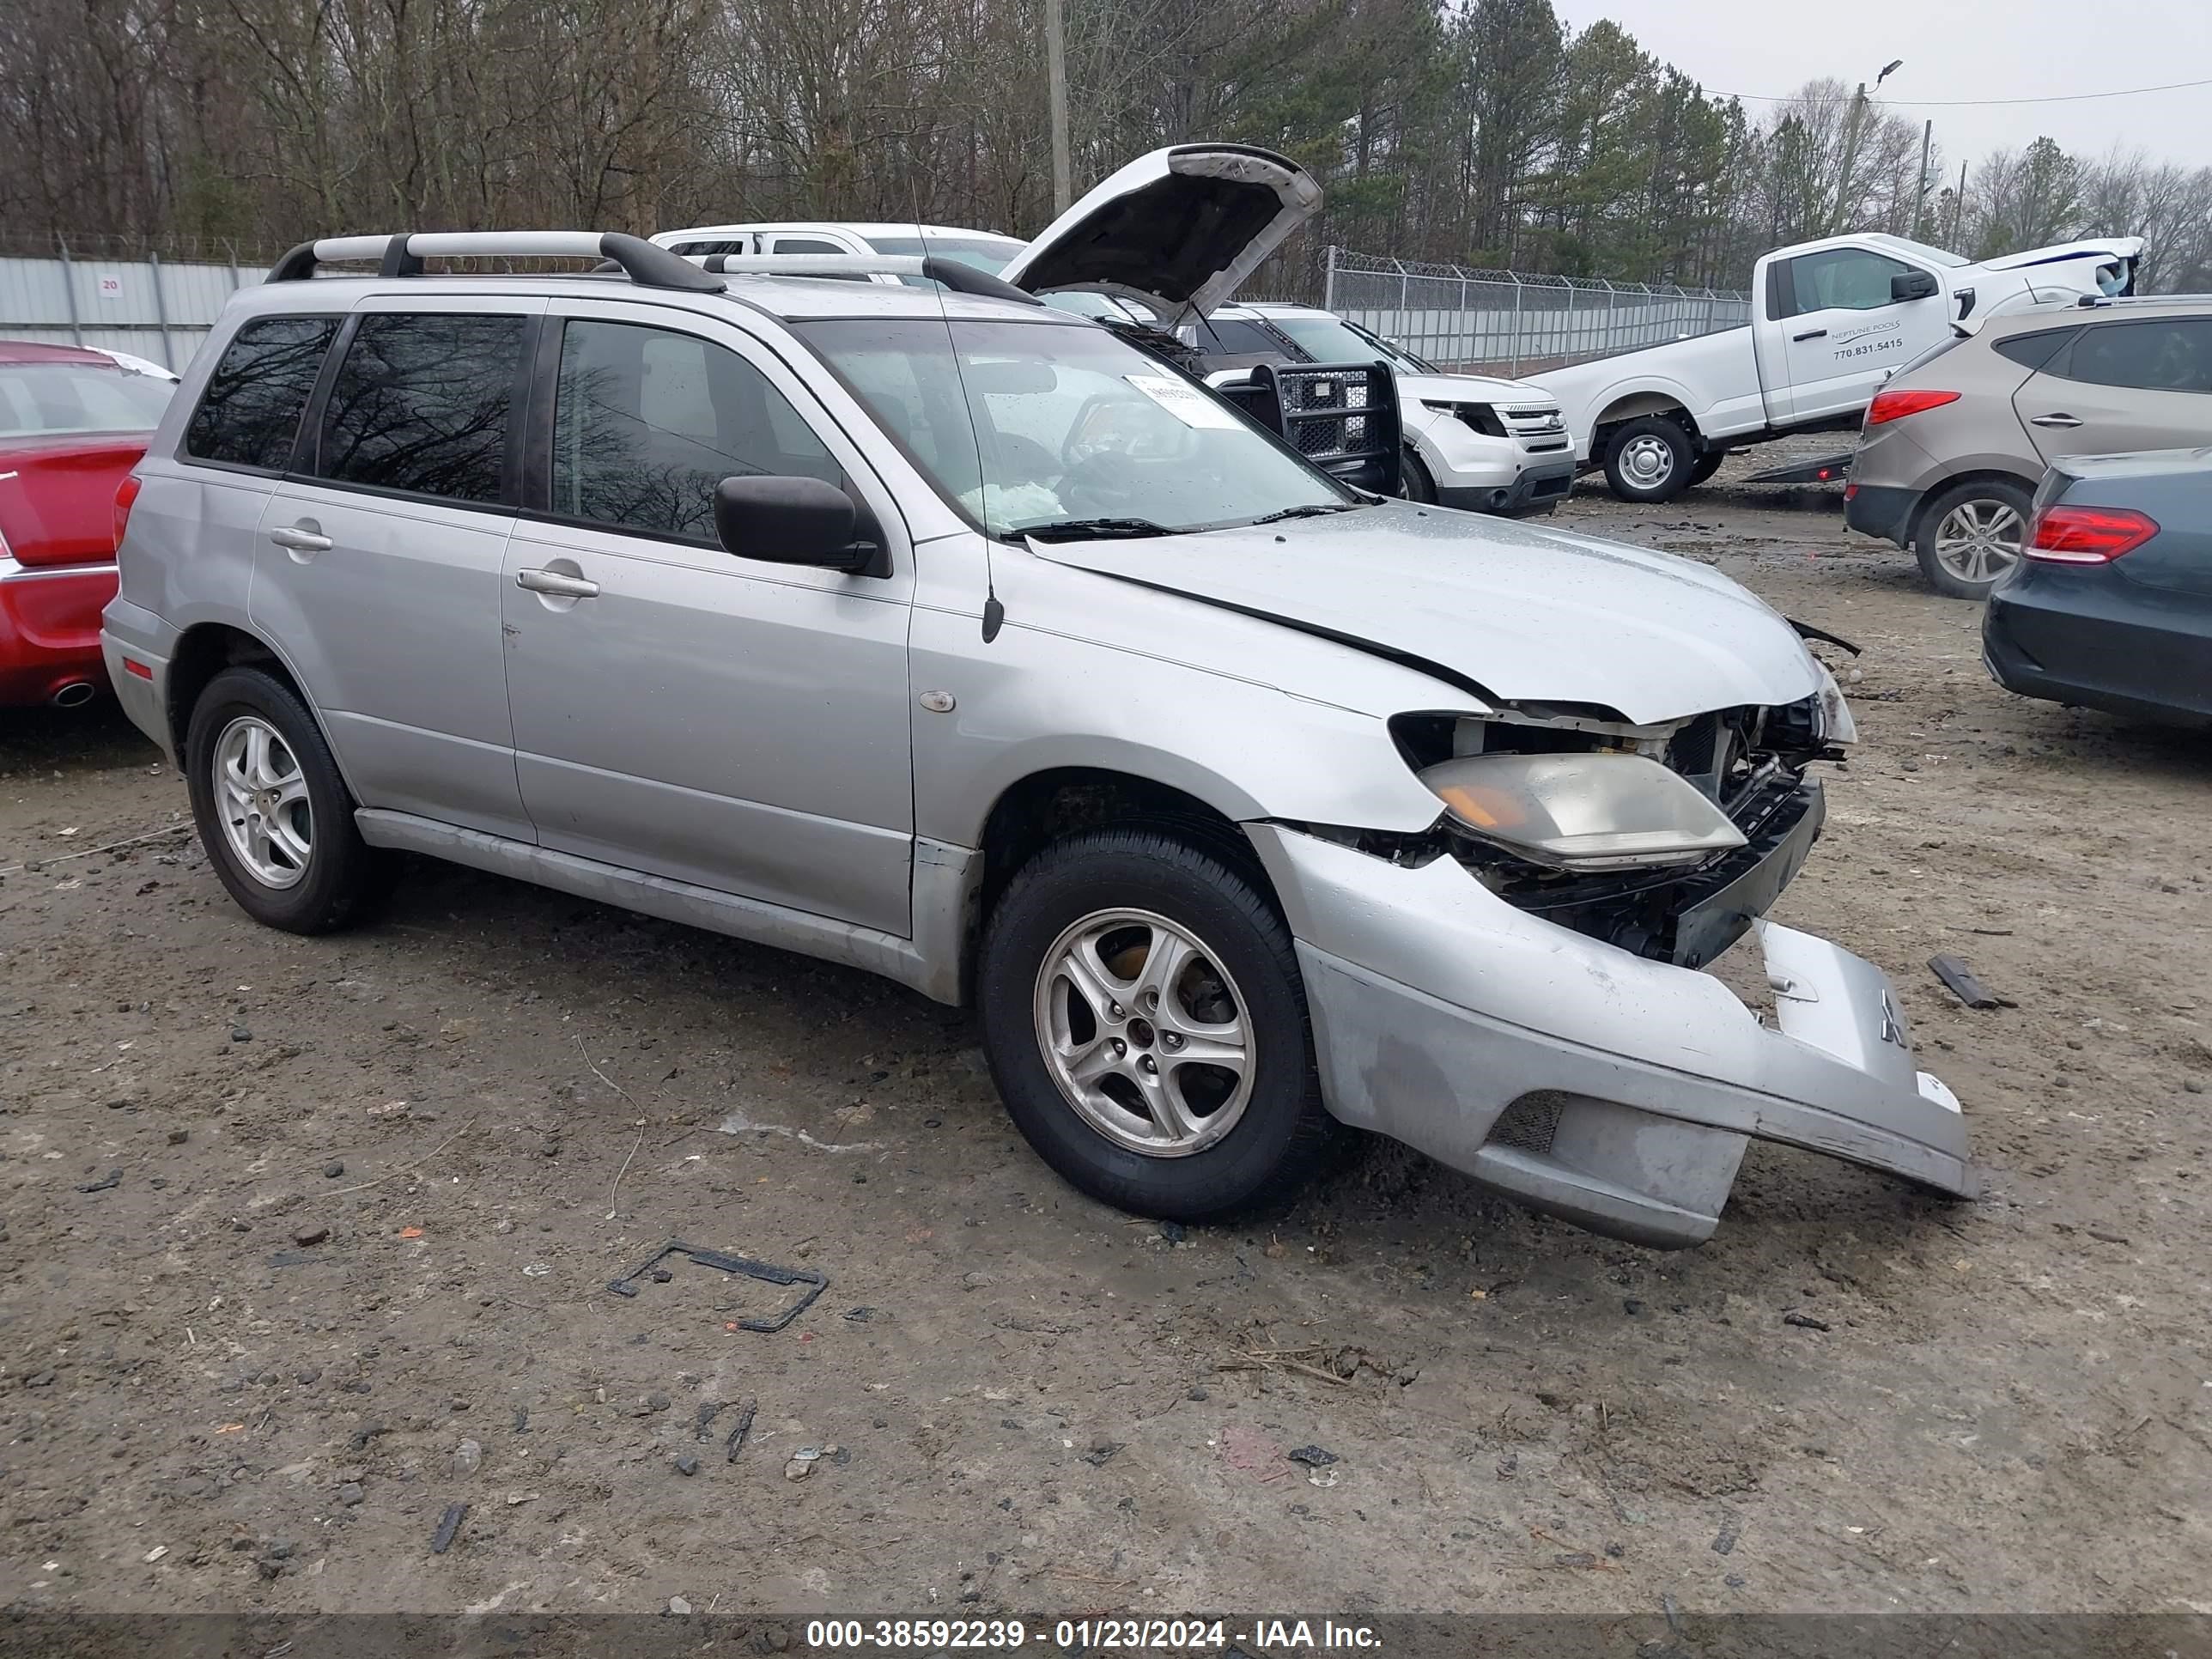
[1245,825,1972,1248]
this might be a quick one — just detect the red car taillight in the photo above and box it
[2027,504,2160,563]
[1865,388,1961,424]
[112,474,143,553]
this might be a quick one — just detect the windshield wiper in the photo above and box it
[1245,502,1361,526]
[1020,517,1175,542]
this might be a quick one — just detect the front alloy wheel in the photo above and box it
[1034,908,1255,1157]
[978,827,1345,1219]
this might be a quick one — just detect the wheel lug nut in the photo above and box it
[1138,1055,1157,1073]
[1110,1038,1126,1056]
[1163,1032,1183,1050]
[1108,1001,1124,1019]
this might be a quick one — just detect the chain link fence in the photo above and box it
[1321,247,1751,378]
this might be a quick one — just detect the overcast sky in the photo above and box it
[1556,0,2212,177]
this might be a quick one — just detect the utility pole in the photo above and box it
[1045,0,1072,215]
[1950,157,1967,247]
[1833,82,1869,234]
[1911,118,1933,240]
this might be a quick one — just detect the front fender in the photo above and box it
[907,568,1479,850]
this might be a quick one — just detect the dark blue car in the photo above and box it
[1983,448,2212,728]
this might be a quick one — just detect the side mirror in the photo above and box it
[714,475,885,576]
[1891,270,1940,302]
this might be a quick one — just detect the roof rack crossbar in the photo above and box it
[264,231,724,293]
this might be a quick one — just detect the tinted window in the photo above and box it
[773,238,845,254]
[672,240,746,256]
[551,320,840,543]
[1788,248,1917,314]
[1992,328,2079,371]
[184,317,336,469]
[315,313,525,503]
[2057,319,2212,394]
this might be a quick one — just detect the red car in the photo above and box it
[0,341,176,707]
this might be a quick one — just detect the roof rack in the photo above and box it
[691,252,1042,307]
[264,231,724,293]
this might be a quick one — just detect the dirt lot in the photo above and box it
[3,459,2209,1625]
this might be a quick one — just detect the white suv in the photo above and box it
[1189,303,1574,514]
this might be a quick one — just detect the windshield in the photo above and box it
[0,362,173,439]
[798,318,1354,538]
[1267,313,1432,373]
[864,234,1025,276]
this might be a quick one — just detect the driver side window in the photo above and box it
[1788,249,1916,314]
[550,319,841,544]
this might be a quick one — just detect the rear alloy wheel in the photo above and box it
[1913,479,2032,599]
[978,828,1343,1219]
[185,665,390,933]
[1602,416,1694,502]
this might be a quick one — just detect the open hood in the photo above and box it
[1025,501,1823,726]
[1000,144,1322,322]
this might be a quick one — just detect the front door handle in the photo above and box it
[2028,412,2083,428]
[516,568,601,599]
[268,525,332,553]
[1792,328,1828,342]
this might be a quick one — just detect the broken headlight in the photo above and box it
[1419,751,1747,872]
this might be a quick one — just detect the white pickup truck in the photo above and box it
[1534,231,2145,501]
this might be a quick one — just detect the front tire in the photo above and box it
[1602,415,1695,502]
[185,665,387,933]
[1687,449,1726,486]
[977,828,1342,1220]
[1913,478,2032,599]
[1399,446,1437,504]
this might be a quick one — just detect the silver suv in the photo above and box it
[103,218,1971,1248]
[1846,295,2212,598]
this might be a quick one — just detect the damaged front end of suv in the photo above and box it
[1243,679,1968,1249]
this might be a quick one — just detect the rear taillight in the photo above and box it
[2027,504,2160,563]
[1865,388,1961,425]
[112,474,143,553]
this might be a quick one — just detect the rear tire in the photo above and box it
[1687,450,1726,487]
[185,665,389,933]
[977,828,1344,1221]
[1912,478,2033,599]
[1602,416,1695,502]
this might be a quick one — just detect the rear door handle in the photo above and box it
[515,568,600,599]
[1792,328,1828,342]
[2028,413,2083,428]
[268,526,332,552]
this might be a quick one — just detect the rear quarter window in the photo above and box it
[183,316,341,471]
[2054,318,2212,394]
[1992,327,2081,372]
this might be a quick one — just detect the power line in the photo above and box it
[1714,75,2212,108]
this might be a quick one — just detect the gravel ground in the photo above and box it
[3,457,2208,1622]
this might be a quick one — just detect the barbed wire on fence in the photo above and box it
[1320,246,1753,377]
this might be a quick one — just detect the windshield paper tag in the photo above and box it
[1124,374,1241,429]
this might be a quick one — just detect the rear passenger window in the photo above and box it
[185,316,338,471]
[315,313,526,504]
[2055,319,2212,394]
[550,320,842,544]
